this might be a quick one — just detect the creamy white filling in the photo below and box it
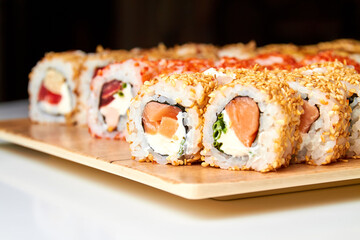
[100,84,133,129]
[43,69,65,94]
[217,110,252,157]
[101,85,133,117]
[145,112,186,156]
[255,56,284,66]
[39,84,73,115]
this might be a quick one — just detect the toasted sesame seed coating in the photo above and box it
[202,68,303,172]
[127,72,217,165]
[281,62,352,165]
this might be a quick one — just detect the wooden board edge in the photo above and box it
[0,129,199,199]
[190,167,360,199]
[212,179,360,200]
[1,128,360,200]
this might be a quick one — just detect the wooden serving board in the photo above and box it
[1,118,360,200]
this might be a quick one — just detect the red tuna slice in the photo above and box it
[99,80,123,108]
[38,83,62,104]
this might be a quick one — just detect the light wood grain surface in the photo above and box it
[1,118,360,199]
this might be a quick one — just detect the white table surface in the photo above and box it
[0,100,360,240]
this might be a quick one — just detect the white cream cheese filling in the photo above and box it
[43,69,65,94]
[217,110,253,157]
[145,112,186,156]
[39,83,73,115]
[100,83,133,129]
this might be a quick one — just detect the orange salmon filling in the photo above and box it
[142,102,181,138]
[225,97,260,147]
[299,100,320,133]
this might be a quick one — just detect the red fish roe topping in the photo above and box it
[217,57,257,69]
[252,53,300,70]
[160,58,215,75]
[92,66,105,78]
[139,59,161,83]
[300,50,360,72]
[217,53,299,70]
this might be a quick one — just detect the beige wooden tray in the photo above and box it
[1,118,360,200]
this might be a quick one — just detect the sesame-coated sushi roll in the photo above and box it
[28,51,85,124]
[252,53,300,70]
[126,73,216,165]
[299,50,360,72]
[201,70,303,172]
[296,61,360,157]
[129,43,172,60]
[171,43,219,60]
[88,58,159,139]
[288,66,351,165]
[217,41,256,59]
[256,43,305,61]
[307,39,360,60]
[215,53,299,72]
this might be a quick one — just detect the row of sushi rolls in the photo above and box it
[29,39,360,172]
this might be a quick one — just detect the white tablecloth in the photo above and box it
[0,100,359,240]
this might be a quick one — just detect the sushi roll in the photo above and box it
[216,57,257,70]
[252,53,300,70]
[256,43,305,61]
[288,65,351,165]
[215,53,299,72]
[77,50,132,125]
[299,50,360,72]
[158,58,214,75]
[28,51,85,124]
[201,69,303,172]
[129,43,171,60]
[126,73,216,165]
[314,39,360,55]
[296,61,360,157]
[88,58,214,140]
[217,41,256,60]
[171,43,219,60]
[88,58,159,139]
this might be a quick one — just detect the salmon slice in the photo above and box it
[158,117,179,138]
[142,113,159,135]
[299,100,320,133]
[143,102,181,123]
[225,97,260,147]
[142,102,181,137]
